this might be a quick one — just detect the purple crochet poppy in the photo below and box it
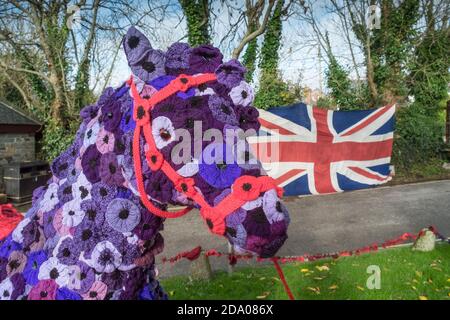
[23,250,47,285]
[119,106,136,133]
[56,287,82,300]
[242,207,271,237]
[56,237,81,265]
[225,224,247,248]
[0,257,7,280]
[0,236,22,258]
[80,104,99,122]
[133,210,163,241]
[66,164,80,183]
[99,152,125,186]
[101,269,126,291]
[216,59,246,89]
[21,220,40,248]
[101,101,122,132]
[51,151,72,179]
[81,145,102,183]
[73,262,96,294]
[119,268,146,300]
[131,49,166,82]
[9,273,25,299]
[144,170,174,203]
[57,180,74,204]
[235,105,260,132]
[89,240,123,273]
[80,199,106,226]
[42,210,57,239]
[98,87,115,107]
[152,94,188,118]
[199,143,242,188]
[32,186,46,205]
[91,182,117,207]
[105,198,141,233]
[208,95,238,125]
[123,26,152,66]
[73,219,103,253]
[229,81,254,106]
[165,42,191,73]
[188,45,223,74]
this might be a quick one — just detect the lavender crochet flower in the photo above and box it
[91,182,117,207]
[235,105,260,132]
[133,210,163,241]
[56,237,81,265]
[51,151,72,179]
[101,102,122,132]
[57,180,74,204]
[151,116,176,149]
[89,241,122,273]
[131,49,166,82]
[0,236,22,258]
[208,95,238,125]
[165,42,190,73]
[80,104,99,122]
[42,210,57,239]
[188,45,223,74]
[106,198,141,233]
[56,287,82,300]
[216,59,246,89]
[96,128,115,154]
[73,219,102,253]
[229,81,254,106]
[123,26,152,66]
[144,170,174,203]
[119,107,136,133]
[242,207,271,237]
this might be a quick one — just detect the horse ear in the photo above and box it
[122,26,152,66]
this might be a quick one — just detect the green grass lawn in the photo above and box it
[161,243,450,300]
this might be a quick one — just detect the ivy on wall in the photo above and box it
[179,0,210,47]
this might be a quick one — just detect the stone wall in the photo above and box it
[0,133,36,191]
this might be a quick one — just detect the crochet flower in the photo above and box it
[123,26,152,65]
[132,210,163,241]
[232,176,262,201]
[73,219,102,253]
[82,121,100,148]
[235,105,260,132]
[99,152,125,186]
[80,104,99,122]
[23,250,47,285]
[208,95,238,125]
[66,164,80,183]
[225,224,247,248]
[42,210,57,238]
[0,236,22,258]
[21,219,40,248]
[57,179,74,204]
[229,81,254,106]
[56,287,82,300]
[199,143,241,188]
[101,269,126,291]
[70,262,95,294]
[101,102,122,132]
[132,49,166,82]
[188,45,223,74]
[28,279,58,300]
[88,241,122,273]
[55,236,81,265]
[245,235,269,256]
[152,116,176,149]
[165,42,191,72]
[176,158,199,177]
[61,200,85,227]
[40,183,59,212]
[91,182,117,209]
[96,128,115,154]
[262,189,286,224]
[50,151,72,179]
[6,250,26,275]
[119,106,136,133]
[82,281,108,300]
[38,257,70,287]
[243,207,271,237]
[216,59,246,89]
[81,144,102,183]
[144,170,174,203]
[72,172,92,202]
[0,278,13,300]
[106,198,141,233]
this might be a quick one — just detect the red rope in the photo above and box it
[271,257,295,300]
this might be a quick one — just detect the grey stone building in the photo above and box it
[0,100,42,191]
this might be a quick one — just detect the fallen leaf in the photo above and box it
[314,277,324,280]
[418,295,428,300]
[329,284,338,290]
[316,265,330,272]
[415,271,423,278]
[447,278,450,282]
[357,285,365,291]
[300,268,310,273]
[411,286,417,291]
[259,277,266,281]
[169,290,175,296]
[256,291,270,299]
[447,293,450,297]
[307,287,321,294]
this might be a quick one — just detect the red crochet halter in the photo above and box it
[129,74,283,236]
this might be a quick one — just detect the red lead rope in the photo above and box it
[129,74,283,236]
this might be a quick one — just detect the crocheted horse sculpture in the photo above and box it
[0,27,290,300]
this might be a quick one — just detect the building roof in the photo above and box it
[0,101,41,134]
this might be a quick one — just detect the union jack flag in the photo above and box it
[247,103,396,196]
